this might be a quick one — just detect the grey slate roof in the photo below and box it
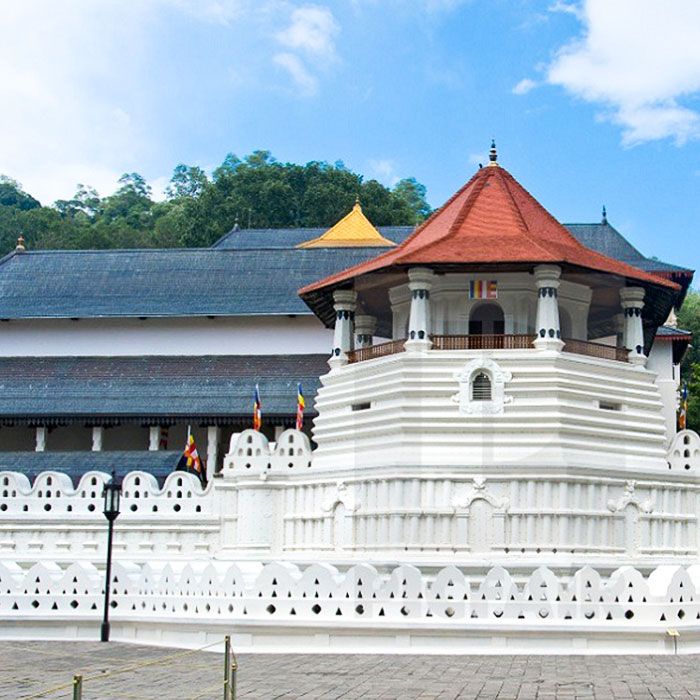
[0,450,182,486]
[0,355,326,420]
[0,221,688,321]
[564,223,691,275]
[212,226,415,249]
[656,325,692,338]
[0,248,384,318]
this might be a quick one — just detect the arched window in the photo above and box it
[471,372,492,401]
[469,303,504,335]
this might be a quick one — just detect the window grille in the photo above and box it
[471,372,492,401]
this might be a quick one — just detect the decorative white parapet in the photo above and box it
[0,470,216,560]
[668,430,700,472]
[620,286,646,366]
[222,429,312,474]
[2,560,700,654]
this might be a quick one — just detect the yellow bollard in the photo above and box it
[73,674,83,700]
[224,635,231,700]
[231,654,238,700]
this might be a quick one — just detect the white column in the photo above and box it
[620,287,646,365]
[328,289,357,368]
[35,426,46,452]
[405,267,435,352]
[533,264,563,350]
[206,425,220,480]
[273,425,285,441]
[91,426,104,452]
[149,425,160,451]
[354,314,377,349]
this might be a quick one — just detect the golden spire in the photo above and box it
[297,200,395,248]
[15,234,25,252]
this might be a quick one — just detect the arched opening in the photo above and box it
[469,303,504,335]
[471,372,492,401]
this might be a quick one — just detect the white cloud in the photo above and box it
[273,4,339,97]
[276,5,339,58]
[512,78,537,95]
[273,52,319,96]
[368,159,399,187]
[0,2,170,204]
[546,0,700,144]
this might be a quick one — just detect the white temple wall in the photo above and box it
[311,350,668,473]
[2,429,700,568]
[648,341,678,445]
[0,315,332,357]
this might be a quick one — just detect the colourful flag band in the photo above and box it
[182,431,206,485]
[296,383,305,431]
[469,280,498,299]
[679,381,689,431]
[253,384,262,432]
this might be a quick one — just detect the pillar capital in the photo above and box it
[619,286,645,309]
[354,314,377,349]
[407,267,435,291]
[332,288,357,310]
[533,264,562,289]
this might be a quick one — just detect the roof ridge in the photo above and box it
[492,168,556,261]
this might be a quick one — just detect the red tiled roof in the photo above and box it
[299,164,680,295]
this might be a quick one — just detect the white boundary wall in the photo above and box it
[1,560,700,654]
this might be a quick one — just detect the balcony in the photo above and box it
[346,335,630,364]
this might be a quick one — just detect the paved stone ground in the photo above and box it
[3,641,700,699]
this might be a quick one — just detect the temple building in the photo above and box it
[0,147,692,486]
[2,148,700,653]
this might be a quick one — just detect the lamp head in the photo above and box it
[102,469,122,521]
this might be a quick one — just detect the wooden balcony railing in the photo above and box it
[347,339,407,364]
[562,338,629,363]
[346,335,629,364]
[430,334,534,350]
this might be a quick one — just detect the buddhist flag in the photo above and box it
[178,428,206,486]
[469,280,498,299]
[296,383,305,431]
[253,384,262,431]
[679,381,689,430]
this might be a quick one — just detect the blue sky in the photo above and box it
[1,1,699,273]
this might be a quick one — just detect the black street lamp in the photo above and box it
[101,469,121,642]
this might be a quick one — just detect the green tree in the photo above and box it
[678,289,700,431]
[393,177,432,223]
[0,176,41,210]
[166,165,209,200]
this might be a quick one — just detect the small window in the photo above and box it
[471,373,492,401]
[599,401,622,411]
[351,402,372,412]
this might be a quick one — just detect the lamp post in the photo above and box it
[101,469,121,642]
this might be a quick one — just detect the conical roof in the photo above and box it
[297,201,395,248]
[300,162,679,295]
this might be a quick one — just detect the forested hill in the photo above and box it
[0,150,432,254]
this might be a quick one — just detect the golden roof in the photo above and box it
[297,201,396,248]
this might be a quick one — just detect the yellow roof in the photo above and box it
[297,201,396,248]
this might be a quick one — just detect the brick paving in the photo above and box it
[2,641,700,699]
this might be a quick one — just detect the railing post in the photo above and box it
[231,652,238,699]
[224,635,232,700]
[73,674,83,700]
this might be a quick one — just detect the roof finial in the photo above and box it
[487,139,498,166]
[354,194,361,208]
[232,214,240,232]
[15,234,25,252]
[601,205,607,224]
